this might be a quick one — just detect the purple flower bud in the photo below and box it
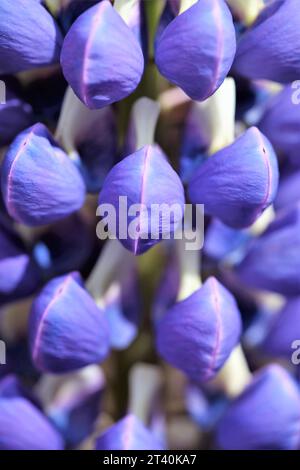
[259,84,300,165]
[216,365,300,449]
[46,366,105,447]
[204,219,250,262]
[0,0,63,74]
[155,0,236,101]
[156,277,242,382]
[33,214,94,279]
[188,127,279,229]
[95,414,164,450]
[0,374,41,409]
[262,298,300,358]
[0,225,40,301]
[104,267,141,350]
[60,1,144,109]
[75,106,117,193]
[153,255,180,325]
[1,123,86,226]
[0,396,64,450]
[237,204,300,296]
[275,171,300,212]
[186,384,227,431]
[99,145,185,255]
[29,272,110,373]
[0,89,33,147]
[234,0,300,83]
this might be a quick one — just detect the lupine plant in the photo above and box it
[0,0,300,452]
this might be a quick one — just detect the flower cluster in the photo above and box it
[0,0,300,452]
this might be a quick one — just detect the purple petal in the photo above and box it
[216,365,300,449]
[204,219,251,262]
[99,145,185,255]
[0,0,63,74]
[0,89,33,147]
[47,366,105,446]
[259,84,300,163]
[0,374,41,409]
[156,277,242,382]
[60,1,144,109]
[0,225,41,300]
[262,298,300,358]
[155,0,236,101]
[1,123,86,226]
[76,106,117,193]
[95,414,164,450]
[275,171,300,211]
[153,255,180,325]
[29,272,110,373]
[234,0,300,83]
[104,268,141,350]
[237,204,300,296]
[33,214,94,278]
[0,397,64,450]
[188,127,279,229]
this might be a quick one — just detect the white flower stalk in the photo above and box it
[176,231,202,302]
[212,345,252,398]
[195,77,236,155]
[128,363,164,424]
[86,239,133,307]
[250,204,275,236]
[55,86,106,159]
[114,0,140,25]
[179,0,198,14]
[35,365,105,411]
[226,0,265,26]
[131,97,161,150]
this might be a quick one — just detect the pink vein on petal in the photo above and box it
[6,129,35,221]
[32,276,72,368]
[134,146,151,255]
[81,1,107,107]
[210,0,224,95]
[122,415,135,450]
[205,278,222,380]
[253,127,273,212]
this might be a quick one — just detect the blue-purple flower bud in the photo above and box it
[61,1,144,109]
[99,144,185,255]
[0,90,33,147]
[234,0,300,83]
[156,277,242,382]
[216,365,300,449]
[95,414,164,450]
[29,272,110,373]
[0,0,63,74]
[155,0,236,101]
[262,298,300,359]
[237,204,300,296]
[188,127,279,229]
[1,123,86,226]
[0,395,64,450]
